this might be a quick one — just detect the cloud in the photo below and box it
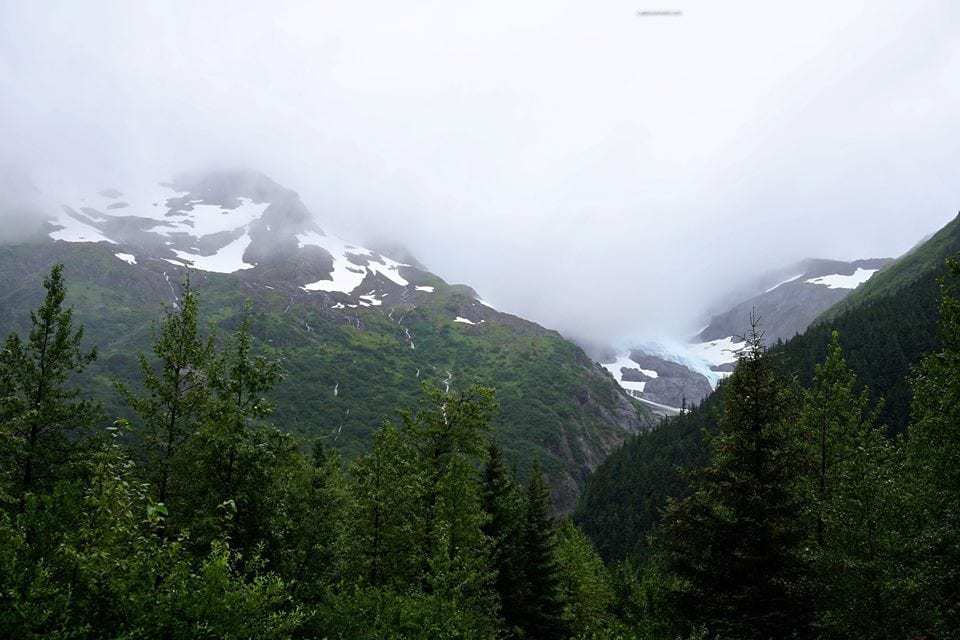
[1,0,958,344]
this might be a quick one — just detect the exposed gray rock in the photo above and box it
[624,351,713,409]
[696,257,893,344]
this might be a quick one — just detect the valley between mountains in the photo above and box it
[0,168,946,517]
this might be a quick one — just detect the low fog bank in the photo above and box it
[2,1,958,348]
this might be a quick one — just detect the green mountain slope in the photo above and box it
[0,189,653,510]
[576,213,960,560]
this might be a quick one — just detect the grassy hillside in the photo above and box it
[0,241,652,510]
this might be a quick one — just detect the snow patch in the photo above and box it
[172,232,255,273]
[48,208,116,244]
[454,316,476,325]
[149,197,268,238]
[114,252,137,265]
[805,268,878,290]
[298,230,408,293]
[687,336,748,368]
[415,285,435,292]
[601,353,651,395]
[765,273,803,293]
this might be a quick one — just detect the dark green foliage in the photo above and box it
[658,320,812,639]
[119,275,215,507]
[518,463,568,640]
[0,264,98,507]
[573,393,717,562]
[177,305,294,556]
[901,256,960,635]
[796,332,904,638]
[554,520,615,636]
[482,442,526,633]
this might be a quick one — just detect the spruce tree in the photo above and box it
[182,304,288,553]
[554,520,616,637]
[658,316,811,639]
[410,385,498,627]
[800,331,873,545]
[287,438,349,601]
[344,421,426,589]
[0,264,98,509]
[120,275,214,510]
[799,331,898,638]
[482,442,525,634]
[518,462,567,640]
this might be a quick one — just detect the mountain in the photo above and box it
[0,169,654,510]
[577,220,955,560]
[694,257,894,346]
[597,256,892,414]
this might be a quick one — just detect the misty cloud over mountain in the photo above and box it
[2,0,959,345]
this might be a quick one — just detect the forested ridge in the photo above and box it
[574,255,960,637]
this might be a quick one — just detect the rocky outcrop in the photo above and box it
[627,351,713,409]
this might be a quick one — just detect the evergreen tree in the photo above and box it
[179,304,291,555]
[343,421,426,588]
[554,520,615,637]
[286,438,349,603]
[799,331,874,545]
[518,462,567,640]
[121,275,214,510]
[903,256,960,635]
[658,316,811,639]
[798,331,901,638]
[0,264,98,509]
[407,385,498,627]
[6,420,304,639]
[482,442,526,634]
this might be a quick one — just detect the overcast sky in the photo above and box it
[2,0,959,345]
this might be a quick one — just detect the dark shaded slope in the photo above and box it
[573,390,723,561]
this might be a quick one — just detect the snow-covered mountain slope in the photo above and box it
[5,169,654,511]
[45,172,428,303]
[599,257,892,412]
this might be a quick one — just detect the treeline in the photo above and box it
[4,262,960,639]
[580,261,960,638]
[0,266,657,639]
